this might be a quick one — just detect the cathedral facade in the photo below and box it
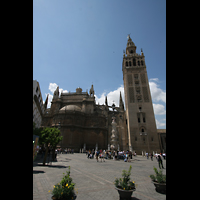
[42,85,128,152]
[41,36,162,154]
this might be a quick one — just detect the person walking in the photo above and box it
[106,151,108,159]
[96,150,99,162]
[151,153,153,161]
[100,150,105,162]
[87,150,90,159]
[128,150,131,162]
[157,153,164,169]
[113,151,115,160]
[162,152,166,160]
[92,149,95,159]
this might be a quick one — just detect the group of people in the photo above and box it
[145,152,166,160]
[86,149,137,162]
[86,149,106,162]
[86,149,165,169]
[117,150,137,162]
[55,148,74,154]
[145,152,165,169]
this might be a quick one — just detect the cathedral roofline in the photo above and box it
[61,92,88,96]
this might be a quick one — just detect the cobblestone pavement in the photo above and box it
[33,153,166,200]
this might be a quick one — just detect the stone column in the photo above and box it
[110,116,118,151]
[95,143,98,151]
[83,143,86,152]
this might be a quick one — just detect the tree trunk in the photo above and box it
[52,147,55,161]
[43,146,49,166]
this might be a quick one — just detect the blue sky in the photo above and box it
[33,0,166,128]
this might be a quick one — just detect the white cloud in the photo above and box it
[149,78,159,82]
[46,83,68,108]
[153,103,166,115]
[156,119,166,129]
[60,89,68,94]
[49,83,58,93]
[95,92,106,105]
[149,80,166,103]
[45,93,53,108]
[95,85,124,107]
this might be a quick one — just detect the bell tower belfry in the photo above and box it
[122,35,160,154]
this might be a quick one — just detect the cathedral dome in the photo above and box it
[60,105,82,112]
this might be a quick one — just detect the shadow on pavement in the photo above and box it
[36,164,69,168]
[133,159,145,161]
[58,158,72,162]
[131,197,141,200]
[33,170,45,174]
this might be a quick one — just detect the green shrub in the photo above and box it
[150,167,166,184]
[114,165,136,190]
[49,166,77,199]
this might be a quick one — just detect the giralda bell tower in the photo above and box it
[122,35,160,154]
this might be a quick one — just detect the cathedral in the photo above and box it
[41,36,162,154]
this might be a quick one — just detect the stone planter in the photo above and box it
[152,181,166,194]
[115,186,136,200]
[51,194,77,200]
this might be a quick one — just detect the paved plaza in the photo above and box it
[33,153,166,200]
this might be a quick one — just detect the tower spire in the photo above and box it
[119,91,124,110]
[44,94,49,110]
[53,86,59,100]
[105,96,108,106]
[141,48,144,56]
[126,35,136,54]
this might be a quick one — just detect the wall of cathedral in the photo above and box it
[42,108,109,152]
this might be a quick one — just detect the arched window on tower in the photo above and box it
[129,61,132,66]
[130,50,133,53]
[140,127,146,135]
[138,61,140,66]
[141,60,143,66]
[133,58,136,66]
[126,61,128,66]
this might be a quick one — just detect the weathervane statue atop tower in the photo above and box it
[89,84,95,97]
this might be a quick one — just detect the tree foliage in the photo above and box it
[39,127,63,165]
[40,127,63,147]
[33,122,43,136]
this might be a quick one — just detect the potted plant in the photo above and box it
[49,166,78,200]
[114,165,136,200]
[150,167,166,194]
